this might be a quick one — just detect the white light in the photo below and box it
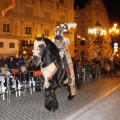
[82,38,85,41]
[23,51,27,54]
[92,29,97,35]
[101,30,106,35]
[114,42,118,47]
[114,48,118,52]
[77,35,81,38]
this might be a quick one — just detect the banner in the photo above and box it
[2,0,15,17]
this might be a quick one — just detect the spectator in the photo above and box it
[19,65,30,96]
[12,53,17,62]
[4,63,12,73]
[5,57,9,63]
[0,55,6,68]
[7,56,18,70]
[16,54,25,69]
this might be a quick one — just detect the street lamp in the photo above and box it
[109,23,120,53]
[109,23,119,35]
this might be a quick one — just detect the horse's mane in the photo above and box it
[36,37,62,65]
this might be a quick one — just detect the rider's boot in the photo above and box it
[65,67,72,84]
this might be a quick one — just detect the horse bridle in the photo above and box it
[32,40,46,56]
[32,39,47,66]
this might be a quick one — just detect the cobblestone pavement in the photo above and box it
[0,72,120,120]
[72,85,120,120]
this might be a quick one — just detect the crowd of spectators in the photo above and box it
[1,54,120,77]
[76,56,120,75]
[0,54,41,95]
[0,54,40,72]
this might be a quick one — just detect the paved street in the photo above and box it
[0,72,120,120]
[70,86,120,120]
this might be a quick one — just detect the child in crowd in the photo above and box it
[19,65,30,96]
[4,63,11,73]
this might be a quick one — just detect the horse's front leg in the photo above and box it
[44,78,58,112]
[44,87,52,111]
[50,89,58,112]
[44,78,52,111]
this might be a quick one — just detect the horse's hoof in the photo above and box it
[67,98,72,101]
[50,107,58,112]
[50,109,55,112]
[67,95,75,101]
[67,97,73,101]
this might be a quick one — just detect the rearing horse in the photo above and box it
[32,35,80,112]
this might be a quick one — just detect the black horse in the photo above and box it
[32,35,80,112]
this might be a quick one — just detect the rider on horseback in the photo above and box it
[52,23,77,84]
[53,34,72,84]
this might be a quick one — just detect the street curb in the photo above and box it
[64,84,120,120]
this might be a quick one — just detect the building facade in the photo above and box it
[74,0,112,60]
[0,0,75,57]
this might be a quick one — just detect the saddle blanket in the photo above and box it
[41,62,58,80]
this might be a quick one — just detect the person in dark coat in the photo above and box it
[7,56,18,70]
[0,55,6,68]
[16,54,25,69]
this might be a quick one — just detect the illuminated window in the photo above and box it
[9,43,15,48]
[25,27,32,34]
[3,23,10,32]
[44,30,50,37]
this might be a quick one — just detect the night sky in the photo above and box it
[74,0,120,24]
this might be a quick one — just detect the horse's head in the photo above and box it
[32,35,46,66]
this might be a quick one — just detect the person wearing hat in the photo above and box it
[52,23,77,84]
[53,35,72,84]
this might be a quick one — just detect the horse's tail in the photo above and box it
[72,59,81,90]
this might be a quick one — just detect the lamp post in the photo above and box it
[109,23,120,54]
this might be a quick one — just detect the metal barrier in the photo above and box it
[0,65,101,103]
[0,71,43,103]
[77,65,100,82]
[77,66,85,81]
